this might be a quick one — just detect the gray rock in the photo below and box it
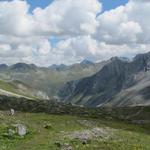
[16,124,27,137]
[10,109,15,116]
[62,144,73,150]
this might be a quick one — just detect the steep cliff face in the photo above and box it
[58,52,150,107]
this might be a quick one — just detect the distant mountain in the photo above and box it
[0,60,107,99]
[0,80,48,100]
[49,60,94,70]
[0,64,8,70]
[58,52,150,107]
[49,64,68,70]
[3,52,150,107]
[10,63,37,72]
[80,59,94,65]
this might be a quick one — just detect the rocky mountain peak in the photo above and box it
[58,51,150,107]
[10,63,37,72]
[0,64,8,70]
[80,59,94,65]
[49,64,67,70]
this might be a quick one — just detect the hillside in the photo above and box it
[0,80,49,100]
[58,52,150,107]
[1,52,150,107]
[0,61,107,99]
[0,106,149,150]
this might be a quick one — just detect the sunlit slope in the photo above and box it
[0,80,48,100]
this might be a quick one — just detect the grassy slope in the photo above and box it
[0,80,36,100]
[0,112,149,150]
[0,80,17,93]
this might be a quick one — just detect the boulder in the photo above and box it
[16,124,27,137]
[10,109,15,116]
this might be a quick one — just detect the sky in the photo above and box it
[100,0,128,11]
[27,0,53,11]
[27,0,129,12]
[0,0,150,66]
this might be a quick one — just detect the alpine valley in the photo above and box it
[1,52,150,108]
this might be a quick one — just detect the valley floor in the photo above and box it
[0,111,150,150]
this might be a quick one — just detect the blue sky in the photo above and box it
[27,0,129,12]
[100,0,128,11]
[27,0,53,11]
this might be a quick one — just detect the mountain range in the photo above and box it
[0,52,150,107]
[0,59,107,100]
[58,52,150,107]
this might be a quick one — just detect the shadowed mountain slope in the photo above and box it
[58,52,150,107]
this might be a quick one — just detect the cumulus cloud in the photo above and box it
[96,0,150,45]
[55,36,99,62]
[0,0,33,36]
[33,0,101,36]
[0,0,102,65]
[0,0,150,66]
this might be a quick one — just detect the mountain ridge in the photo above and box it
[0,60,108,99]
[58,52,150,107]
[1,52,150,107]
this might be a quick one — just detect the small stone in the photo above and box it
[16,124,27,137]
[62,145,73,150]
[44,123,52,129]
[10,109,15,116]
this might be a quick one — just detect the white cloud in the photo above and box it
[0,0,102,65]
[54,36,150,64]
[33,0,101,36]
[0,44,11,57]
[96,0,150,45]
[36,39,51,55]
[0,0,33,36]
[55,36,99,61]
[0,0,150,66]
